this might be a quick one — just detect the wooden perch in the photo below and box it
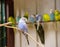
[0,20,60,27]
[4,25,44,47]
[0,22,12,27]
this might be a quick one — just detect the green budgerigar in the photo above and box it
[8,16,16,27]
[58,14,60,20]
[54,10,60,21]
[43,14,50,22]
[24,12,29,19]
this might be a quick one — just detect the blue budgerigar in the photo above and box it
[49,9,54,21]
[35,14,45,44]
[18,16,29,45]
[29,14,36,23]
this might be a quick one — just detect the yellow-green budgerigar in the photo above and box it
[54,10,60,21]
[24,12,29,19]
[8,16,16,33]
[54,10,59,16]
[55,15,59,21]
[8,16,16,26]
[43,13,50,22]
[58,14,60,20]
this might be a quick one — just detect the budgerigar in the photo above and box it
[18,16,29,45]
[58,14,60,20]
[8,16,16,27]
[49,9,54,21]
[35,14,45,44]
[43,14,50,22]
[54,10,59,21]
[8,16,16,33]
[29,14,36,23]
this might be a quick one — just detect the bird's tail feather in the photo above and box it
[25,34,29,45]
[22,32,29,45]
